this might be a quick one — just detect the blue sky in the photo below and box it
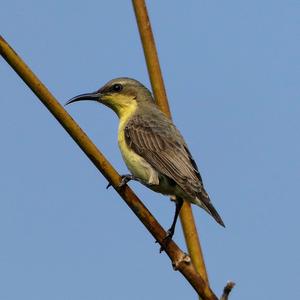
[0,1,299,299]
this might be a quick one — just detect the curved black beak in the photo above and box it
[65,92,102,106]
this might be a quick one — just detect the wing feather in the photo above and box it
[124,111,225,227]
[124,114,202,196]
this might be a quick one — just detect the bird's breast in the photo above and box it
[117,107,157,184]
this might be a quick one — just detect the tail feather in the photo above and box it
[196,193,225,227]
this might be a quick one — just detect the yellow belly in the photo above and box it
[118,135,149,181]
[117,103,154,183]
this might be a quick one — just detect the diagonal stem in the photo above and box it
[132,0,210,287]
[0,34,218,300]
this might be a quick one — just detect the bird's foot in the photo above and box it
[118,174,135,188]
[106,174,138,189]
[156,228,174,253]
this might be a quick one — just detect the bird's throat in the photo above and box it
[116,99,138,121]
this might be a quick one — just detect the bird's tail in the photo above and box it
[196,191,225,227]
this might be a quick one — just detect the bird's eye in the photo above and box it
[112,83,123,92]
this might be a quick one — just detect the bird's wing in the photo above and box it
[125,111,225,227]
[124,113,205,197]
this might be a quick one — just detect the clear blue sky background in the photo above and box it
[0,1,299,299]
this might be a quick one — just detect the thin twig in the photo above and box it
[132,0,210,286]
[220,282,235,300]
[0,35,218,300]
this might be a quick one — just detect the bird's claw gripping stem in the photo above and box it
[155,228,175,253]
[106,174,139,189]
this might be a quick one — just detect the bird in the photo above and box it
[65,77,225,241]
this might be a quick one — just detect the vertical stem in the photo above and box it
[132,0,210,287]
[132,0,171,117]
[180,202,209,283]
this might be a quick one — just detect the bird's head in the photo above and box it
[65,77,153,117]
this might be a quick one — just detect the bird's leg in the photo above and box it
[106,174,141,189]
[167,196,184,238]
[159,197,184,253]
